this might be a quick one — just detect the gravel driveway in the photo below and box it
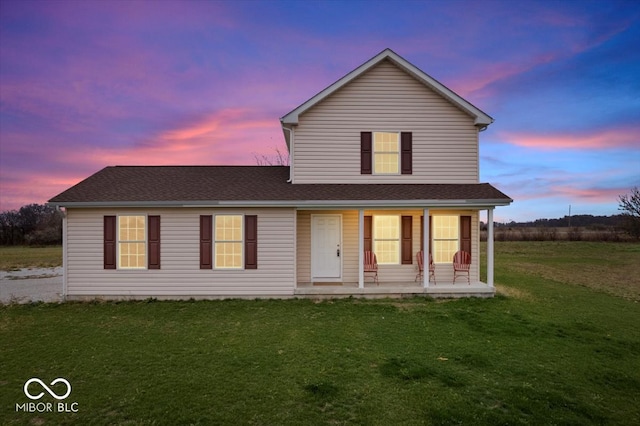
[0,267,63,304]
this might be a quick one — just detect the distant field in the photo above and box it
[0,246,62,271]
[484,226,632,242]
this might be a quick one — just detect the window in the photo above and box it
[118,215,146,269]
[373,215,400,264]
[200,215,257,270]
[104,215,159,270]
[361,132,412,175]
[373,132,399,174]
[433,216,459,263]
[215,215,243,269]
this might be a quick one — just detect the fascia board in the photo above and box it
[50,198,512,209]
[48,201,208,208]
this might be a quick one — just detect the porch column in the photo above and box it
[358,209,364,288]
[423,208,430,288]
[487,209,494,288]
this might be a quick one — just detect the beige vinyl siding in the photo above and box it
[296,209,480,285]
[292,60,479,184]
[65,208,296,298]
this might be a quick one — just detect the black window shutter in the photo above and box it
[401,216,413,264]
[401,132,412,174]
[460,215,472,254]
[364,215,372,252]
[104,216,116,269]
[200,215,212,269]
[148,216,160,269]
[245,215,258,269]
[361,132,372,174]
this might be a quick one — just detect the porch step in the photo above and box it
[295,283,495,299]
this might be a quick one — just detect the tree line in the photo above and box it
[0,204,63,245]
[491,187,640,239]
[494,214,626,228]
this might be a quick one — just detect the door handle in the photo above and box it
[337,248,340,257]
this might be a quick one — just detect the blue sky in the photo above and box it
[1,0,638,221]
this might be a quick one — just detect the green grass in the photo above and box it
[486,241,640,301]
[1,242,640,425]
[0,246,62,271]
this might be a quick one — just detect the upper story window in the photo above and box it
[119,215,146,269]
[373,132,400,174]
[361,132,412,175]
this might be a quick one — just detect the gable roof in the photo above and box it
[49,166,512,208]
[280,48,494,128]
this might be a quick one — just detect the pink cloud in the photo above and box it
[551,186,626,203]
[60,108,283,165]
[495,166,631,207]
[448,54,557,99]
[500,127,640,150]
[0,108,286,211]
[0,168,86,211]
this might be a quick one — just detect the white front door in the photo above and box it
[311,215,342,281]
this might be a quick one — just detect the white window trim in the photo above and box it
[373,214,401,265]
[372,131,400,175]
[117,215,147,270]
[214,214,245,270]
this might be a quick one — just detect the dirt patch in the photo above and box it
[495,284,534,301]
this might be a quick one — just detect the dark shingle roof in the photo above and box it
[49,166,512,206]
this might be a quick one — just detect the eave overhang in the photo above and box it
[49,198,512,210]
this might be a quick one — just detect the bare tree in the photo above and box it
[618,186,640,238]
[254,146,290,166]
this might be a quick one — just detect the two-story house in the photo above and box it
[49,49,512,300]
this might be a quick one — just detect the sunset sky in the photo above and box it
[1,0,638,222]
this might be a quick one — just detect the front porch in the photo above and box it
[296,207,497,298]
[295,281,495,298]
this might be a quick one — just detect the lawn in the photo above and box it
[0,246,62,271]
[1,242,639,425]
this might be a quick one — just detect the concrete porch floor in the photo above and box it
[294,281,495,298]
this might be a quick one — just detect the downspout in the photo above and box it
[56,206,68,300]
[281,124,294,183]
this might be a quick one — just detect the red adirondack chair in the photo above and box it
[453,250,471,284]
[364,250,379,285]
